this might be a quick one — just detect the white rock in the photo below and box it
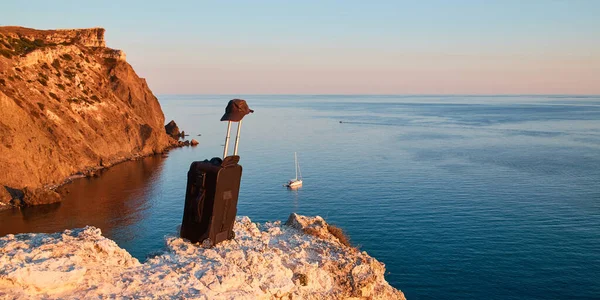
[0,215,405,299]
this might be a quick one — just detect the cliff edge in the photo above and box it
[0,27,171,206]
[0,214,405,299]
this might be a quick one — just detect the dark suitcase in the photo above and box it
[180,100,253,246]
[180,156,242,245]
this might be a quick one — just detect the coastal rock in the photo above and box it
[21,187,61,206]
[286,213,330,238]
[285,213,351,246]
[166,137,185,149]
[0,226,140,296]
[190,139,199,146]
[0,187,11,206]
[0,215,405,299]
[164,120,180,139]
[0,26,171,204]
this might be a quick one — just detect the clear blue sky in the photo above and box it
[2,1,599,94]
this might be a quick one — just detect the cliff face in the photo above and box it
[0,27,170,206]
[0,214,405,299]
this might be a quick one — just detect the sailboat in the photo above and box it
[286,152,303,188]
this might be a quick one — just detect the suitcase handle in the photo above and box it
[233,120,242,156]
[223,120,243,158]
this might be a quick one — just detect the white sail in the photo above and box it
[294,152,298,180]
[297,153,302,180]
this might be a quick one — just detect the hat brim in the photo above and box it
[220,109,254,122]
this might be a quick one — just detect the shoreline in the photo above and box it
[1,138,188,211]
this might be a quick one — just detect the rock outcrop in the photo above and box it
[164,120,180,139]
[0,26,171,206]
[0,215,405,299]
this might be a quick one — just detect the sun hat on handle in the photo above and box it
[220,99,254,122]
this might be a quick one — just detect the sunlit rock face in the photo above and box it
[0,27,107,48]
[0,215,405,299]
[0,26,174,206]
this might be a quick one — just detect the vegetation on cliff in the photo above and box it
[0,27,172,207]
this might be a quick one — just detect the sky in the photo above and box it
[1,0,599,94]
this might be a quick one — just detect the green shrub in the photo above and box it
[0,39,12,49]
[0,78,5,86]
[33,39,44,47]
[61,53,73,61]
[49,92,60,101]
[68,97,94,105]
[51,59,60,69]
[56,83,65,90]
[63,70,75,80]
[0,49,12,58]
[9,37,45,55]
[37,73,49,86]
[30,108,40,119]
[104,58,117,65]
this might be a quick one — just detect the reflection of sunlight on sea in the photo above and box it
[1,95,599,300]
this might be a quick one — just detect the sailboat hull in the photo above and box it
[286,180,303,188]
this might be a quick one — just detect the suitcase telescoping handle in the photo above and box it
[222,120,243,158]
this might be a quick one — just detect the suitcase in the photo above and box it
[180,155,242,245]
[180,117,248,246]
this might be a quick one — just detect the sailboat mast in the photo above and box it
[294,152,298,180]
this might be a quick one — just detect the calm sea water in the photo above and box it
[2,95,600,299]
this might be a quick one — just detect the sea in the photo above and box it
[1,95,599,300]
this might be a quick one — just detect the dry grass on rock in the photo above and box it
[327,224,351,247]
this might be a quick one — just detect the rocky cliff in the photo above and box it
[0,214,405,299]
[0,27,171,207]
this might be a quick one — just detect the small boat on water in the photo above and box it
[286,152,303,188]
